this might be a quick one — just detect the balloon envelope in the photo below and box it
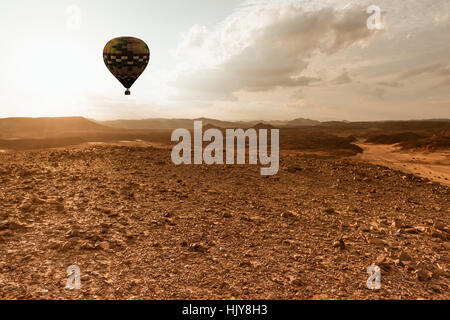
[103,37,150,95]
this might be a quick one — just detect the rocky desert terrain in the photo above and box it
[0,143,448,299]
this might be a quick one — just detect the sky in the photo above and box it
[0,0,449,121]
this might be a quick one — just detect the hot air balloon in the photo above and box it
[103,37,150,95]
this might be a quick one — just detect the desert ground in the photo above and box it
[0,118,448,299]
[356,143,450,187]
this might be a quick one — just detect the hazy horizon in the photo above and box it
[1,0,449,121]
[0,115,450,122]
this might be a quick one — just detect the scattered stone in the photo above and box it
[188,243,208,253]
[288,275,304,287]
[222,212,233,218]
[416,269,432,282]
[0,220,9,230]
[8,221,27,231]
[18,199,34,212]
[287,166,302,173]
[332,239,346,250]
[97,241,110,251]
[80,241,95,250]
[281,211,298,218]
[0,143,447,300]
[180,241,188,247]
[404,227,419,234]
[31,195,46,204]
[434,221,446,231]
[398,251,413,265]
[0,230,13,237]
[369,237,387,247]
[66,229,80,238]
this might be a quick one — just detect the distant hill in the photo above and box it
[102,118,195,130]
[285,118,320,127]
[366,131,450,151]
[101,118,257,129]
[319,119,450,131]
[0,117,118,139]
[252,123,275,130]
[101,117,320,129]
[366,132,426,145]
[0,116,448,152]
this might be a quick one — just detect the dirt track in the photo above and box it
[356,143,450,187]
[0,145,448,299]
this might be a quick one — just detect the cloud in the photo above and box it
[377,81,402,88]
[179,24,208,49]
[436,66,450,77]
[397,63,446,80]
[435,78,450,88]
[172,3,376,101]
[396,63,450,89]
[365,87,386,100]
[332,70,352,85]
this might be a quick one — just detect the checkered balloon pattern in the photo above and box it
[103,37,150,90]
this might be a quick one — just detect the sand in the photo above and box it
[356,143,450,187]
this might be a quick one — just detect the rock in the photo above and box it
[31,195,46,204]
[293,254,302,261]
[369,237,387,247]
[164,217,174,224]
[431,229,447,241]
[434,221,446,231]
[18,199,34,212]
[393,219,406,228]
[108,211,119,218]
[324,208,336,214]
[416,269,432,282]
[239,260,253,268]
[399,251,413,265]
[430,285,443,294]
[281,211,298,218]
[188,243,208,253]
[99,207,111,214]
[60,241,75,251]
[97,241,110,251]
[287,166,302,173]
[222,212,233,218]
[180,241,188,247]
[404,227,419,234]
[0,220,9,230]
[288,275,304,287]
[66,229,80,238]
[375,255,392,272]
[332,239,346,250]
[0,230,13,237]
[8,221,26,230]
[415,226,427,233]
[48,239,61,250]
[80,241,95,250]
